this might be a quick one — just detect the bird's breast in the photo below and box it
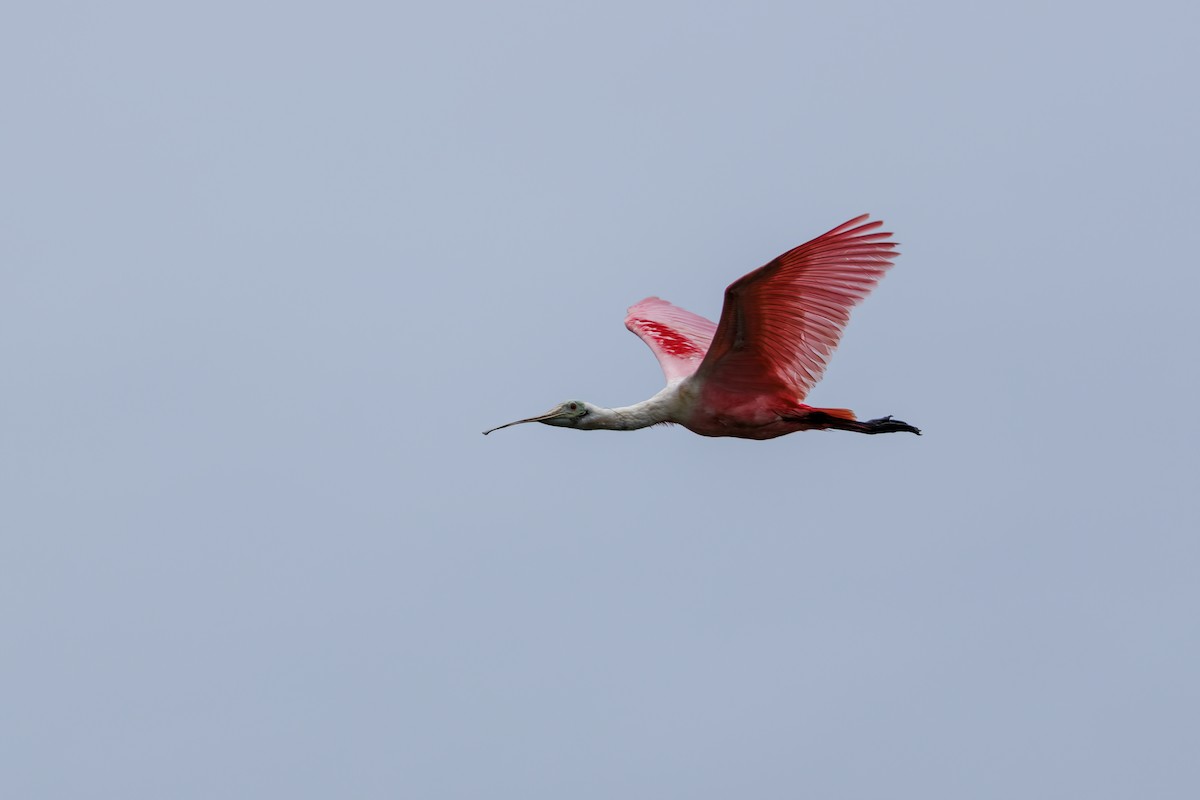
[676,383,787,438]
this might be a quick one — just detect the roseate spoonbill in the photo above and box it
[483,214,920,439]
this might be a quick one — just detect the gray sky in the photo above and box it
[4,1,1199,798]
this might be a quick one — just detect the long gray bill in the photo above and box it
[481,410,562,435]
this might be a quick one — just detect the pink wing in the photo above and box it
[625,297,719,384]
[695,214,898,400]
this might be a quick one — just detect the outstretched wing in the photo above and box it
[625,297,718,384]
[695,214,898,400]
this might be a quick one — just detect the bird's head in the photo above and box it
[482,400,598,435]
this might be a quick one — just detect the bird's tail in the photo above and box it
[810,407,857,422]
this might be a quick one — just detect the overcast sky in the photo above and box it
[3,1,1199,798]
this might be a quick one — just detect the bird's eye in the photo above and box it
[568,402,578,411]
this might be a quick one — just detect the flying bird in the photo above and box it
[484,214,920,439]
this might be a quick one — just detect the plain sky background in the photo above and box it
[3,1,1199,797]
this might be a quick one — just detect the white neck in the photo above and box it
[582,386,682,431]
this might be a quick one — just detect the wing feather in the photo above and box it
[625,297,718,384]
[695,214,898,400]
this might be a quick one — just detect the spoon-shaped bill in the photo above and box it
[482,409,565,435]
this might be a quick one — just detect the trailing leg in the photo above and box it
[784,410,922,435]
[850,415,922,435]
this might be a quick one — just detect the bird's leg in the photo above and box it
[785,411,921,435]
[852,415,922,435]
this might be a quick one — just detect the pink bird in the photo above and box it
[484,214,920,439]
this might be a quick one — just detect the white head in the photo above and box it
[482,400,601,434]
